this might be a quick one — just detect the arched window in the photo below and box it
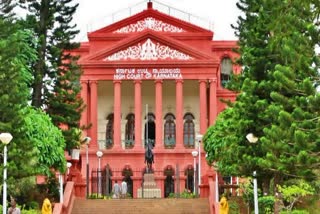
[145,113,156,147]
[125,113,135,148]
[221,57,233,87]
[164,113,176,147]
[105,113,114,148]
[183,113,195,148]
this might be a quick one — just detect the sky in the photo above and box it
[73,0,241,42]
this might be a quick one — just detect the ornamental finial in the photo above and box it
[147,0,153,9]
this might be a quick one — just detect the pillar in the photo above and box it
[175,80,184,149]
[89,80,98,148]
[113,80,122,149]
[134,80,142,149]
[209,78,217,125]
[80,81,89,136]
[199,79,207,134]
[155,80,163,149]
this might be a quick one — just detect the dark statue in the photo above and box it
[144,142,154,173]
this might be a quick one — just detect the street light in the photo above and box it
[82,137,91,198]
[191,150,198,194]
[67,162,72,176]
[0,132,13,214]
[59,173,63,203]
[246,133,259,214]
[196,134,203,195]
[96,150,103,196]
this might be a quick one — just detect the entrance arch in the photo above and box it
[185,165,194,193]
[164,166,175,197]
[144,113,155,146]
[122,166,133,197]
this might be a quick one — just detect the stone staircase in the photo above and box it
[71,198,210,214]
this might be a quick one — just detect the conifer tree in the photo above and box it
[0,0,15,18]
[204,1,320,211]
[21,0,85,150]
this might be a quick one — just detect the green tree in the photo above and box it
[23,107,66,176]
[20,0,85,150]
[0,0,15,18]
[0,16,38,181]
[278,180,314,212]
[204,1,320,212]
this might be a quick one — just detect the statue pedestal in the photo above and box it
[137,173,161,198]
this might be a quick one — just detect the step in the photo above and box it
[71,198,210,214]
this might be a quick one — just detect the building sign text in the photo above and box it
[113,68,183,80]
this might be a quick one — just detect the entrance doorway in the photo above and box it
[144,113,155,146]
[122,167,133,197]
[164,166,175,197]
[185,166,194,193]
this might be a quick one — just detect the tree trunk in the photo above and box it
[273,173,283,214]
[262,177,270,195]
[31,0,49,107]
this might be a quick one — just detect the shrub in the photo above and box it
[180,189,196,198]
[280,210,309,214]
[278,180,314,212]
[258,196,274,214]
[228,200,240,214]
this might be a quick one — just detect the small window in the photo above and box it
[183,113,195,148]
[221,57,233,87]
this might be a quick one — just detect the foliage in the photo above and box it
[239,179,255,208]
[258,196,274,214]
[19,0,86,151]
[204,0,320,203]
[280,210,310,214]
[8,176,38,210]
[88,193,105,199]
[0,14,39,182]
[278,180,315,212]
[37,176,60,203]
[23,107,66,175]
[168,189,197,198]
[180,189,197,198]
[228,200,240,214]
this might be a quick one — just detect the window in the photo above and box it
[145,113,156,146]
[105,113,114,148]
[221,57,233,87]
[125,113,135,147]
[183,113,195,148]
[164,113,176,147]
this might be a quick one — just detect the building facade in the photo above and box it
[73,2,239,198]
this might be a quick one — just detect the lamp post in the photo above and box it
[82,137,91,198]
[191,150,198,194]
[0,133,13,214]
[59,173,63,203]
[196,134,203,195]
[246,133,259,214]
[67,162,72,177]
[253,171,259,214]
[96,150,103,196]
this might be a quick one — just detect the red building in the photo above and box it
[70,1,239,199]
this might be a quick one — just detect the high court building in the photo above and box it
[71,1,240,199]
